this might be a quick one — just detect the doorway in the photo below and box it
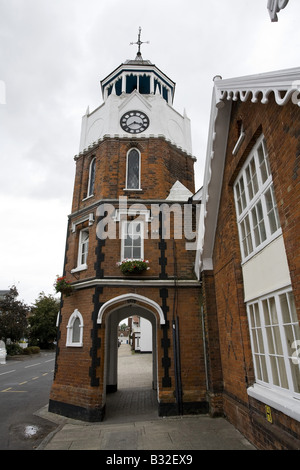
[105,340,157,423]
[100,297,162,422]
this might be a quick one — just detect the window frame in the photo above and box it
[234,135,281,262]
[247,287,300,400]
[125,148,141,191]
[77,228,89,270]
[66,309,84,347]
[87,157,96,197]
[121,219,144,261]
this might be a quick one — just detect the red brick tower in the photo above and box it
[49,30,206,421]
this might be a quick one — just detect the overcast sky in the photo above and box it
[0,0,299,305]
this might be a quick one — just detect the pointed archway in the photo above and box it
[97,293,165,325]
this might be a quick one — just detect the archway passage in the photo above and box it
[105,342,158,423]
[117,342,152,389]
[100,295,162,423]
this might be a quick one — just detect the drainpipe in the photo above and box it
[173,316,183,415]
[172,240,183,414]
[201,304,209,391]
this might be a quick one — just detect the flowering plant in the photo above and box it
[116,259,150,275]
[54,276,73,296]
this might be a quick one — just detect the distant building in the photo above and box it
[0,290,9,299]
[118,326,130,345]
[129,315,152,353]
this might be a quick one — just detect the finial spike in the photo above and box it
[130,26,149,60]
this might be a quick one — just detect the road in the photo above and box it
[0,350,57,450]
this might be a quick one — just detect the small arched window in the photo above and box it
[66,309,84,347]
[87,157,96,197]
[126,149,141,190]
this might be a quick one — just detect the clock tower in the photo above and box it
[49,30,207,422]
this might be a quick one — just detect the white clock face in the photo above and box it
[120,111,149,134]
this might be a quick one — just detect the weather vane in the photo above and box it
[130,27,149,59]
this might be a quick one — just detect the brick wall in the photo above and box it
[201,271,223,416]
[72,136,195,213]
[202,95,300,449]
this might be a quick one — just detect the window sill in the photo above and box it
[82,194,94,201]
[247,383,300,422]
[66,342,83,348]
[123,188,143,192]
[71,264,87,273]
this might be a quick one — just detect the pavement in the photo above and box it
[36,344,256,451]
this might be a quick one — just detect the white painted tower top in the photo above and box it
[78,28,193,156]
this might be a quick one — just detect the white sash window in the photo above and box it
[234,135,281,261]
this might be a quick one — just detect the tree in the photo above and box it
[0,286,29,343]
[29,292,59,348]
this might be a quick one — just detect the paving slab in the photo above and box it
[37,413,255,451]
[37,345,256,451]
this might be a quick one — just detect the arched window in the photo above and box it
[66,309,84,347]
[72,317,81,343]
[126,149,141,190]
[87,157,96,197]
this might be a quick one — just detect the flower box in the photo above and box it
[116,259,150,275]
